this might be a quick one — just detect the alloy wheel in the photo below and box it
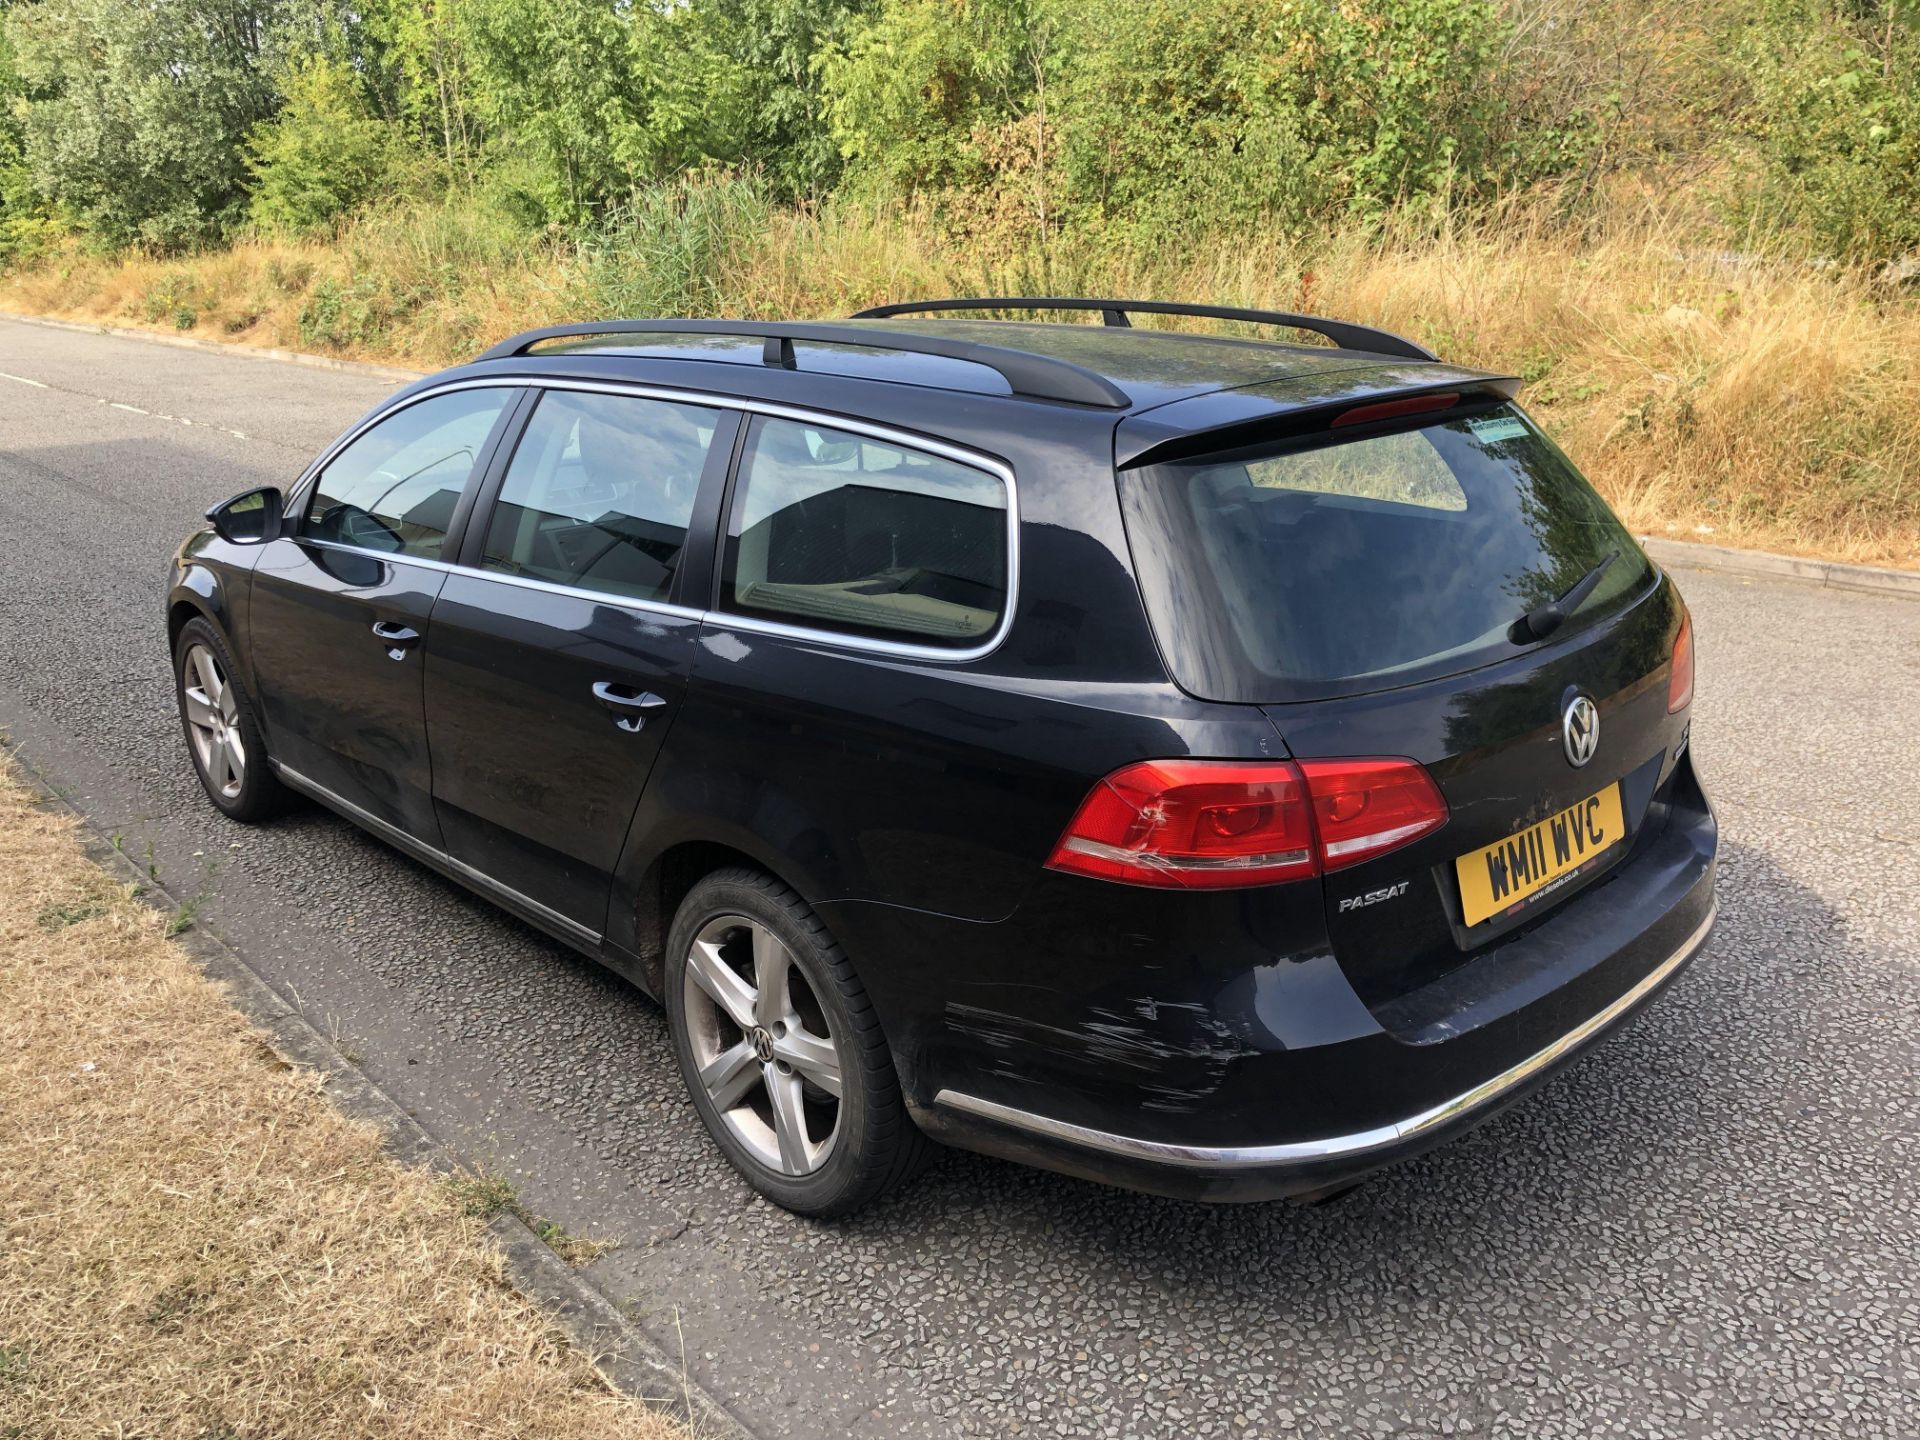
[182,643,246,800]
[681,913,845,1176]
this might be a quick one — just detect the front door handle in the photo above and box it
[371,620,420,660]
[592,681,668,732]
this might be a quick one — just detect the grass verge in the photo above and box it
[0,757,681,1440]
[3,192,1916,569]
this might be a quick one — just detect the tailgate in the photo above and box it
[1264,578,1691,1009]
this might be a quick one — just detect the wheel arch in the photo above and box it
[167,564,231,651]
[614,828,832,998]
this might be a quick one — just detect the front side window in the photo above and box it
[480,390,720,603]
[721,417,1009,646]
[305,388,512,559]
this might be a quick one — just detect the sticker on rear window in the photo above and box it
[1467,416,1529,444]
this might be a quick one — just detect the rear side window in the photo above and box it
[720,417,1009,647]
[1119,404,1653,702]
[480,389,720,603]
[305,388,511,559]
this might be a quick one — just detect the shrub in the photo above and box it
[4,0,280,251]
[1738,4,1920,260]
[570,172,774,318]
[246,56,404,235]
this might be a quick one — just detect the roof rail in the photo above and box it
[471,318,1131,409]
[849,297,1439,363]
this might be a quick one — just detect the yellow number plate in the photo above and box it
[1454,783,1625,928]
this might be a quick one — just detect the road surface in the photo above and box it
[2,315,1916,1438]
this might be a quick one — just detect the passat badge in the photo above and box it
[1563,695,1599,768]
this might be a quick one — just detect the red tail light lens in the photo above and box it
[1296,758,1451,871]
[1046,757,1448,889]
[1046,760,1317,889]
[1668,611,1694,713]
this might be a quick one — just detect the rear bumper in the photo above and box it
[922,900,1712,1201]
[830,748,1718,1202]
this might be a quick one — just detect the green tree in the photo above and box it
[367,0,477,182]
[245,54,403,232]
[458,0,654,219]
[4,0,292,249]
[692,0,875,198]
[1,12,61,261]
[817,0,1056,196]
[1739,0,1920,259]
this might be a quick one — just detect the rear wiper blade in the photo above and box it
[1512,550,1618,644]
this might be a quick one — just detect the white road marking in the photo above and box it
[2,369,257,441]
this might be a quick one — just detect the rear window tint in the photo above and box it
[720,417,1009,647]
[1243,429,1465,511]
[1119,404,1653,702]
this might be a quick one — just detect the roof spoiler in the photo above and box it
[851,297,1439,363]
[1115,374,1523,470]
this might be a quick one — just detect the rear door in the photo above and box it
[249,385,522,843]
[423,384,738,932]
[655,410,1029,920]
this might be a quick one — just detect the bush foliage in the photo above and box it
[245,56,407,234]
[0,0,1916,261]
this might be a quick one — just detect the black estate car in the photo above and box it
[167,298,1716,1216]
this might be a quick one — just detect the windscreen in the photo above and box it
[1118,404,1654,703]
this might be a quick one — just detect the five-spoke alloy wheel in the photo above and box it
[666,868,930,1216]
[182,642,247,800]
[682,913,845,1176]
[173,616,288,822]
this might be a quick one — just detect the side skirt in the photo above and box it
[271,760,652,989]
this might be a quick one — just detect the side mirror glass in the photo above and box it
[206,486,284,545]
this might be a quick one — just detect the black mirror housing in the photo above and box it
[207,486,284,545]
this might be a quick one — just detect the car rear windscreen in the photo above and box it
[1118,404,1654,703]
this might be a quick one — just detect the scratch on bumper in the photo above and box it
[934,900,1716,1172]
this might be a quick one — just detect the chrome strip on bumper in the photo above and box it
[934,900,1715,1172]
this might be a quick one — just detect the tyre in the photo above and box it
[173,616,290,822]
[665,866,931,1217]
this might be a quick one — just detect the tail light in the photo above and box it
[1046,757,1448,890]
[1668,611,1694,713]
[1296,758,1451,870]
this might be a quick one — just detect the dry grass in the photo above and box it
[4,198,1917,567]
[0,759,685,1440]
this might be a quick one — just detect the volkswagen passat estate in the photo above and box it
[167,298,1716,1216]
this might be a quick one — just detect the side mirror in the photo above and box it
[206,486,284,545]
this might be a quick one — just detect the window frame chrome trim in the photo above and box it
[710,407,1019,664]
[285,375,1021,665]
[934,901,1715,1172]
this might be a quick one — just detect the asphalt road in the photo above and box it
[3,315,1917,1439]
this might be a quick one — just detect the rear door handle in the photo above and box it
[592,681,668,732]
[371,620,420,659]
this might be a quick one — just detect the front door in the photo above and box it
[424,386,735,929]
[249,386,520,843]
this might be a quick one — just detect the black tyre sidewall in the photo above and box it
[173,616,284,822]
[665,868,917,1217]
